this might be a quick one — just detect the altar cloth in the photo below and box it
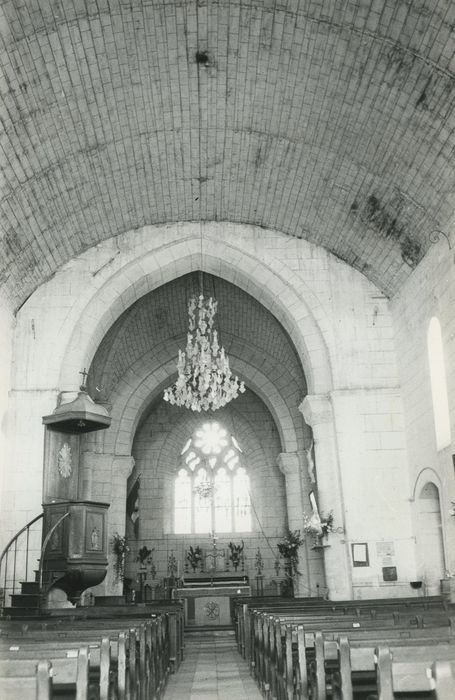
[174,585,251,626]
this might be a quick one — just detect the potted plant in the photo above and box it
[277,529,305,597]
[111,532,130,583]
[186,545,203,572]
[228,541,244,571]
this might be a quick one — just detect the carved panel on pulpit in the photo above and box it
[85,510,104,552]
[43,431,80,503]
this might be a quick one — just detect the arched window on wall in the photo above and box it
[427,317,451,450]
[174,422,251,534]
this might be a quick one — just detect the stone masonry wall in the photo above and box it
[0,223,414,599]
[391,240,455,583]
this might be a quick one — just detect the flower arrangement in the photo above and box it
[228,540,244,571]
[111,532,130,582]
[186,545,203,572]
[137,545,153,566]
[303,510,334,537]
[277,529,305,578]
[277,529,305,559]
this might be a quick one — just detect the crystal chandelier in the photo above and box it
[164,293,245,411]
[194,479,215,499]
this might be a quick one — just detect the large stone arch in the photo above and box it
[99,352,301,457]
[57,223,333,396]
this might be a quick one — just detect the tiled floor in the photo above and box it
[164,629,262,700]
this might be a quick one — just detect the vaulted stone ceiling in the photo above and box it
[2,0,455,310]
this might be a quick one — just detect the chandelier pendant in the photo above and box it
[164,294,245,411]
[193,480,215,499]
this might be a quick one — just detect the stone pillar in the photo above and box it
[277,452,310,597]
[299,395,352,600]
[88,454,135,595]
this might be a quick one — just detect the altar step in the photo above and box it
[185,624,234,633]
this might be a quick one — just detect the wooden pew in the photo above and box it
[1,612,182,671]
[374,646,455,700]
[248,606,454,681]
[2,629,157,700]
[0,616,172,700]
[430,660,455,700]
[0,604,185,669]
[0,646,90,700]
[288,631,455,700]
[249,605,455,700]
[1,634,131,698]
[234,595,451,658]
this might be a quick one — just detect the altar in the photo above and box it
[173,579,251,626]
[174,533,251,626]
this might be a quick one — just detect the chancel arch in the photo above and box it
[80,270,328,597]
[93,355,301,458]
[54,224,333,397]
[85,273,309,458]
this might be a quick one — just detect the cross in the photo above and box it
[79,368,88,390]
[206,530,224,572]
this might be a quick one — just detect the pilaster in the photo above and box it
[89,454,135,595]
[277,451,310,597]
[299,395,352,600]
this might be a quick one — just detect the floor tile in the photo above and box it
[164,629,262,699]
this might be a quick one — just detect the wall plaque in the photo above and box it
[382,566,397,582]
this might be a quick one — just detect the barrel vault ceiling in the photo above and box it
[2,0,455,311]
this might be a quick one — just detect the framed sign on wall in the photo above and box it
[351,542,369,567]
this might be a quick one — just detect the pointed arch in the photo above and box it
[57,224,333,396]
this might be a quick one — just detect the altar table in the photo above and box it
[174,584,251,626]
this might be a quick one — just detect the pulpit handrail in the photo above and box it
[0,512,44,613]
[0,512,43,571]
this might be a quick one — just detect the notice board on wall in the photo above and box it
[351,543,369,567]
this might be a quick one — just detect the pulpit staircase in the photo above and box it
[1,501,109,618]
[1,512,44,617]
[0,511,69,618]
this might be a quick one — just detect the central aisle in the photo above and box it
[164,629,263,700]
